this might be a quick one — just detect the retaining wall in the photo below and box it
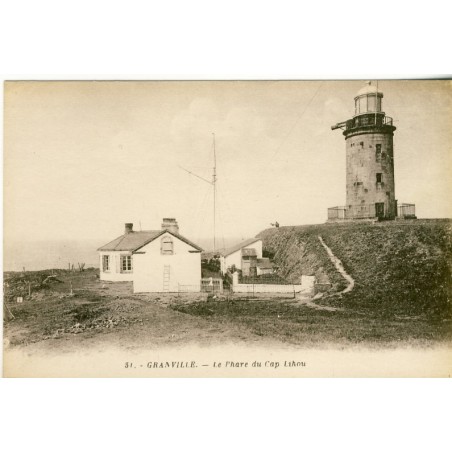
[231,273,315,294]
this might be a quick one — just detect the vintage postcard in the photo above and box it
[3,80,451,377]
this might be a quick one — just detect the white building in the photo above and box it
[98,219,202,292]
[219,238,263,275]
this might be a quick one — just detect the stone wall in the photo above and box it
[345,131,396,219]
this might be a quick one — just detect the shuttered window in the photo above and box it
[120,255,133,272]
[161,236,174,255]
[102,255,110,271]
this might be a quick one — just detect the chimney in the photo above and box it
[161,218,179,234]
[124,223,133,234]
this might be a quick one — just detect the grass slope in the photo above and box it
[172,298,451,346]
[258,220,452,319]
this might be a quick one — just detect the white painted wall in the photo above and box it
[221,249,241,274]
[220,240,263,274]
[301,275,315,294]
[232,273,315,294]
[133,233,201,293]
[99,251,134,282]
[257,267,273,276]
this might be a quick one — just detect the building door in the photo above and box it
[375,202,385,219]
[163,265,170,292]
[241,258,250,277]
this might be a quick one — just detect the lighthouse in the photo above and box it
[328,82,414,221]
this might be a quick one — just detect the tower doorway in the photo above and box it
[375,202,385,219]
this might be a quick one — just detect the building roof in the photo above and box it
[221,238,261,257]
[257,258,274,269]
[98,230,203,252]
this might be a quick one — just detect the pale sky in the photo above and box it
[4,80,452,249]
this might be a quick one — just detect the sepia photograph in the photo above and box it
[3,79,451,377]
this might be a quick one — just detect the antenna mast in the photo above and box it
[375,80,378,125]
[178,134,218,255]
[212,133,217,254]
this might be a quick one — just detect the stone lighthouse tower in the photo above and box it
[329,82,398,221]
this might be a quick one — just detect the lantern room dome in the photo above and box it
[353,81,384,116]
[356,81,383,98]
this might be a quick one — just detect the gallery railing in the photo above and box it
[345,114,394,130]
[397,203,416,218]
[328,204,386,220]
[327,206,347,220]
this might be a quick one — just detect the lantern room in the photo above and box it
[354,81,383,116]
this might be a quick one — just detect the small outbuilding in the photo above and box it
[98,219,203,293]
[256,258,275,275]
[219,238,263,276]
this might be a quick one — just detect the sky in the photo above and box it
[4,80,452,250]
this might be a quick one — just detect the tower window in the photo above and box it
[376,144,382,161]
[376,173,382,183]
[360,141,364,148]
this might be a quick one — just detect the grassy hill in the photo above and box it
[258,219,452,319]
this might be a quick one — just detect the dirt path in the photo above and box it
[293,236,355,312]
[318,235,355,294]
[296,294,340,311]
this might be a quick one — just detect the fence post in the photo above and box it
[232,272,239,293]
